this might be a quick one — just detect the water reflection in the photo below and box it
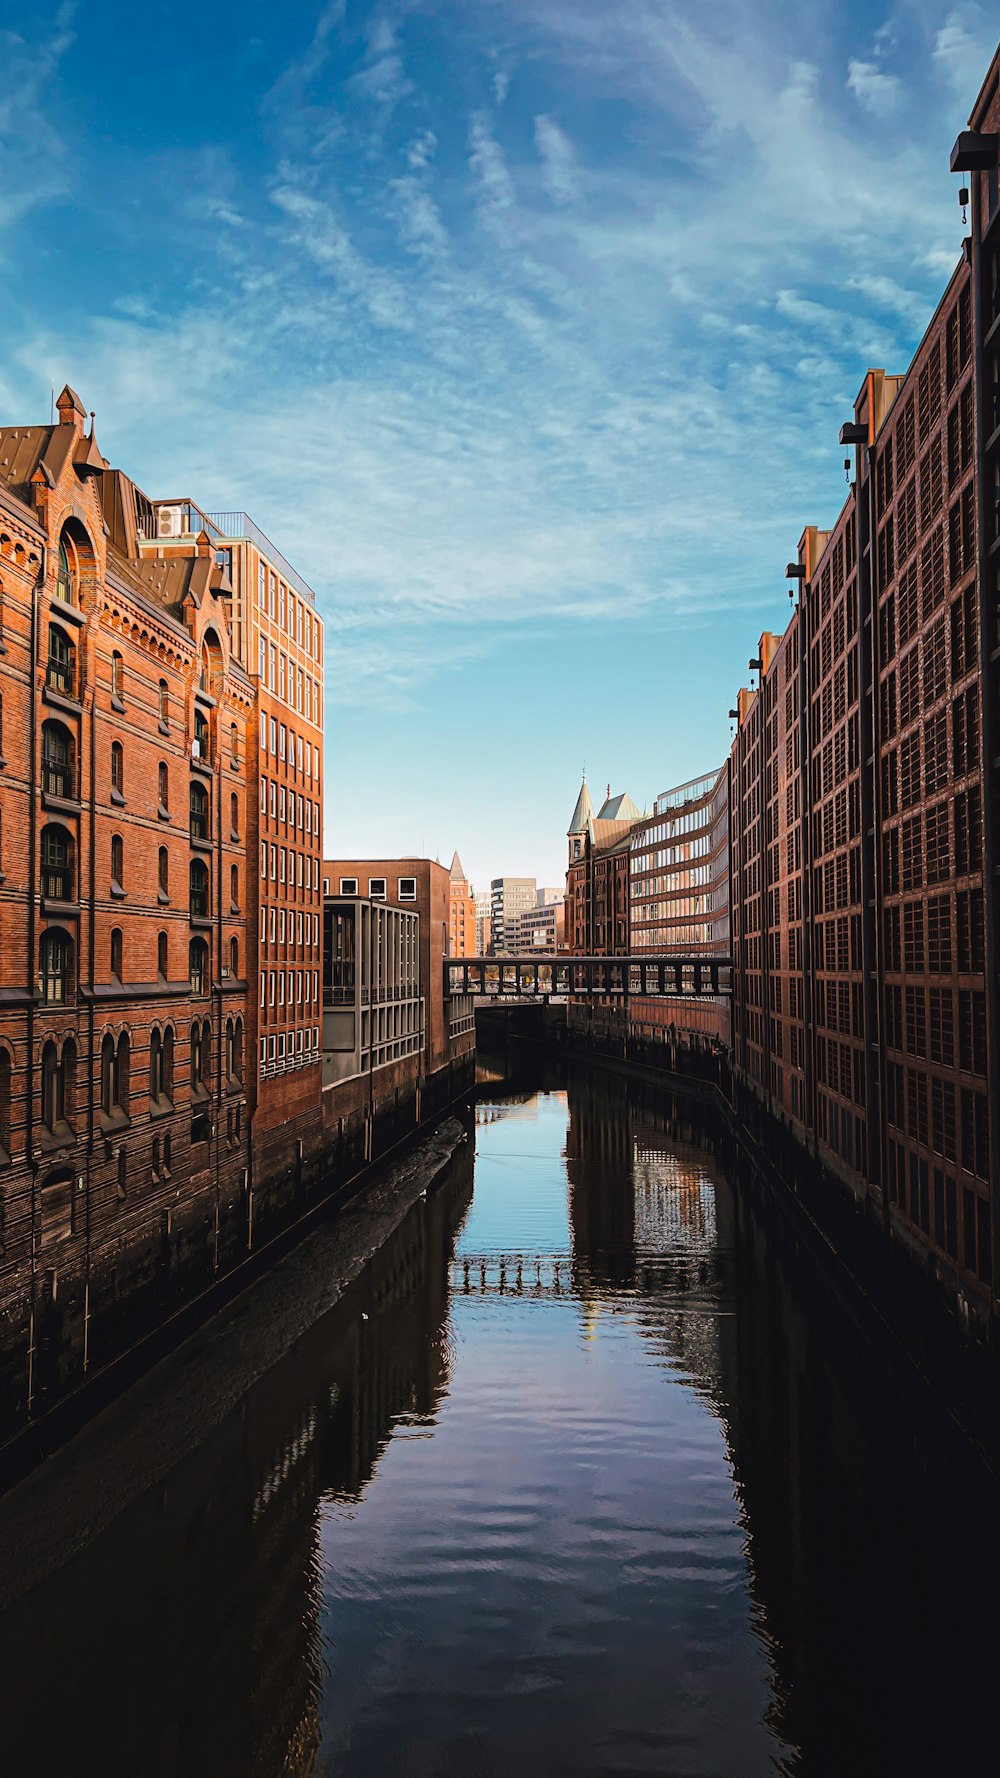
[0,1067,996,1777]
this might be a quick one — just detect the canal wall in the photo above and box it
[492,1003,1000,1473]
[0,1049,476,1490]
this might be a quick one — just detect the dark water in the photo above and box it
[1,1066,997,1776]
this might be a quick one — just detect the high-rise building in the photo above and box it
[629,768,730,1043]
[474,889,492,957]
[489,877,537,953]
[447,852,476,958]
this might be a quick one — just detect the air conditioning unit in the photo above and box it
[157,505,185,538]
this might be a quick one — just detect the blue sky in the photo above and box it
[1,1,997,892]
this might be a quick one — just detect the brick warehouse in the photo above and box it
[0,386,327,1449]
[729,44,1000,1332]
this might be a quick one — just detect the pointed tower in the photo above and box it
[567,773,594,866]
[448,850,476,957]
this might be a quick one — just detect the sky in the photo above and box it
[1,1,997,892]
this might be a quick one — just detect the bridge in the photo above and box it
[444,955,732,1000]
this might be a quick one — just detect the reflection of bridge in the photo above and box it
[449,1250,722,1302]
[445,955,732,1001]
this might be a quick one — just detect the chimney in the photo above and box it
[55,385,87,432]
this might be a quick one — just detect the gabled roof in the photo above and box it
[568,775,595,835]
[596,791,641,822]
[588,816,636,854]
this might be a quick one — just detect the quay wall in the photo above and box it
[0,1043,475,1487]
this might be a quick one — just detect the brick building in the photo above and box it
[565,779,641,956]
[0,387,258,1430]
[447,852,476,958]
[728,46,1000,1327]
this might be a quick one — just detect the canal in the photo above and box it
[1,1065,997,1776]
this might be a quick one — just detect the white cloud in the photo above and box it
[534,115,580,205]
[847,58,900,114]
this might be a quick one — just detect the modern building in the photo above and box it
[322,859,475,1157]
[727,44,1000,1329]
[490,877,537,954]
[515,895,566,953]
[629,767,730,1043]
[474,889,492,957]
[447,852,476,958]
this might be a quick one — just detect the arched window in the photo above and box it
[234,1016,244,1083]
[100,1033,115,1115]
[41,825,73,902]
[230,792,239,837]
[158,679,169,727]
[191,1021,204,1092]
[230,722,238,763]
[118,1033,130,1113]
[111,834,124,892]
[158,846,169,898]
[150,1027,163,1101]
[230,863,239,909]
[41,721,74,800]
[158,761,169,813]
[0,1047,10,1163]
[189,938,208,996]
[42,1040,65,1131]
[225,1017,234,1081]
[190,781,209,841]
[111,741,124,800]
[111,650,124,705]
[111,928,123,981]
[157,931,168,979]
[163,1026,174,1101]
[190,857,209,919]
[194,708,210,764]
[40,929,72,1004]
[56,534,78,606]
[229,935,239,978]
[46,624,75,696]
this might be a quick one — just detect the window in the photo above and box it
[158,846,169,899]
[369,878,386,898]
[40,929,72,1004]
[157,931,168,979]
[56,535,78,606]
[194,708,210,766]
[42,1039,74,1133]
[230,935,239,978]
[100,1031,129,1118]
[41,824,73,902]
[230,722,238,764]
[191,1020,211,1094]
[111,834,124,893]
[0,1048,10,1163]
[158,762,169,814]
[41,721,74,800]
[46,625,75,696]
[111,927,123,982]
[189,938,208,995]
[190,857,209,919]
[111,741,124,801]
[230,792,239,837]
[150,1025,174,1105]
[399,878,417,902]
[190,781,210,841]
[158,679,169,727]
[151,1135,161,1180]
[230,863,239,909]
[111,650,124,707]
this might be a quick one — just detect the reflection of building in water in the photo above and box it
[475,1092,542,1128]
[0,1142,474,1778]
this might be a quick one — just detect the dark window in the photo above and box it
[190,858,209,919]
[111,834,124,891]
[158,761,169,811]
[190,781,210,841]
[111,741,124,798]
[189,939,208,996]
[46,625,75,696]
[111,651,124,704]
[157,931,168,979]
[111,927,123,981]
[41,825,73,902]
[158,847,169,897]
[41,721,74,800]
[40,929,72,1004]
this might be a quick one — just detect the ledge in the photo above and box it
[110,788,126,808]
[148,1096,175,1122]
[36,1123,76,1156]
[110,883,126,900]
[158,718,170,737]
[49,597,86,628]
[158,803,170,821]
[189,833,212,853]
[190,755,213,778]
[41,792,81,818]
[111,694,126,715]
[43,686,82,718]
[157,890,171,906]
[41,898,79,920]
[99,1109,131,1136]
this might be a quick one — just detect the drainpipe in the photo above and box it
[25,546,42,1413]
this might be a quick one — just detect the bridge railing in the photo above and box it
[443,955,732,1000]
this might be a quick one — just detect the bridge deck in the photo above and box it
[445,954,732,999]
